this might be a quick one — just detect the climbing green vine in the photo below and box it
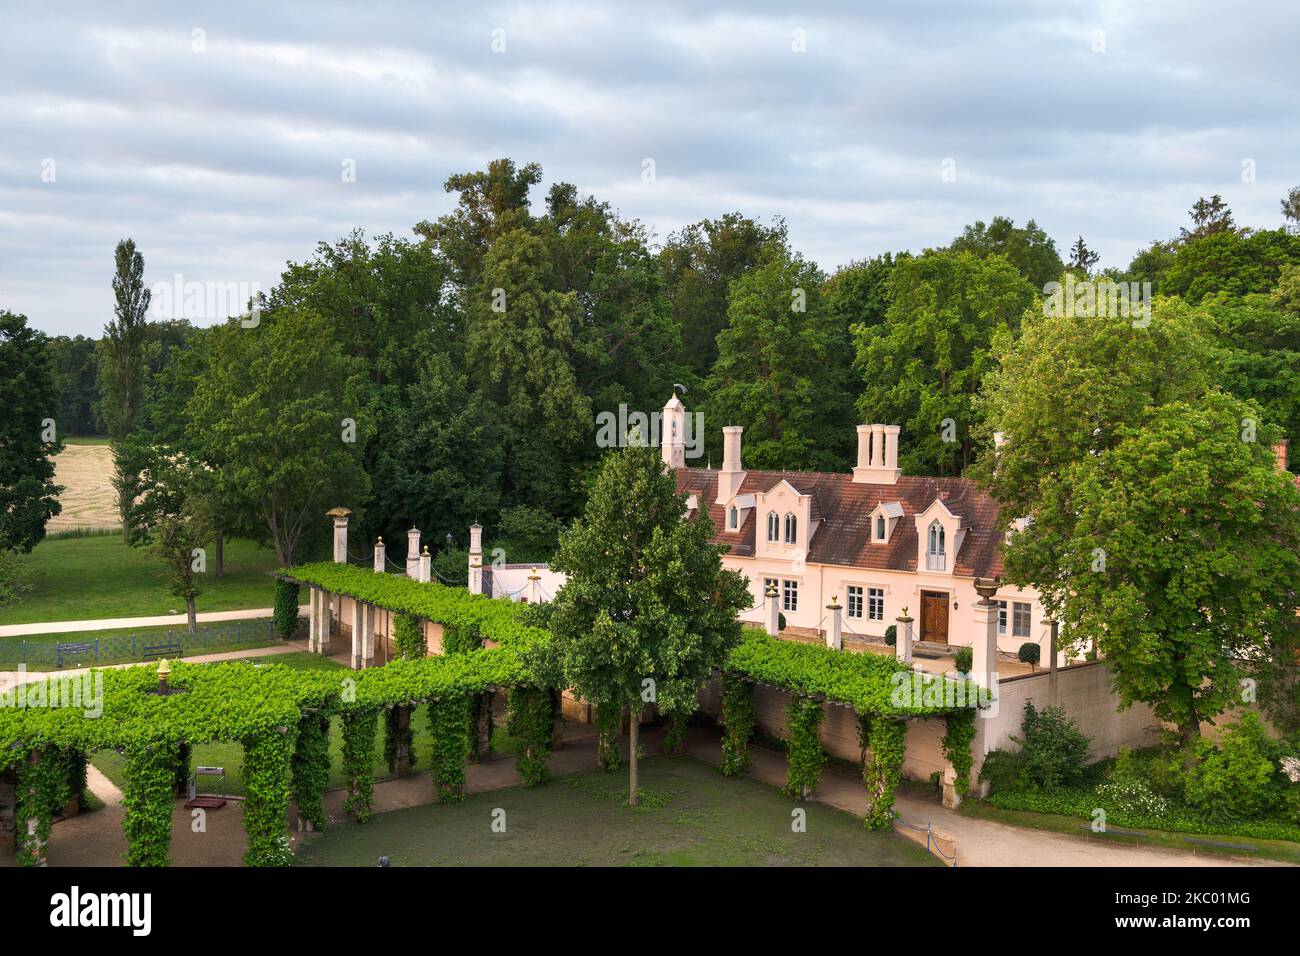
[393,613,427,659]
[122,740,178,866]
[14,749,61,866]
[720,674,756,777]
[429,695,473,801]
[506,686,553,786]
[340,708,379,823]
[273,579,301,639]
[242,729,296,867]
[942,709,977,798]
[783,695,826,799]
[291,713,331,831]
[862,716,907,830]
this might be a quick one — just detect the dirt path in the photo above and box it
[86,764,123,807]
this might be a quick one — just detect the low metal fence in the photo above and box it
[0,619,280,668]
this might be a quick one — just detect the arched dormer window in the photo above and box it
[728,506,738,530]
[875,514,886,541]
[926,521,946,570]
[766,511,779,542]
[784,512,797,544]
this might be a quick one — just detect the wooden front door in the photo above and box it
[920,591,949,644]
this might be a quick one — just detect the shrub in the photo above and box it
[1182,714,1281,823]
[1010,701,1091,791]
[952,646,973,674]
[884,625,896,646]
[778,612,787,632]
[1018,642,1040,669]
[977,748,1021,795]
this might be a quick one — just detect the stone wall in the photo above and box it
[974,662,1162,790]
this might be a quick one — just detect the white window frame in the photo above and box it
[784,512,797,544]
[766,511,779,542]
[996,600,1008,636]
[875,514,886,541]
[1012,601,1032,639]
[728,506,738,530]
[926,521,946,571]
[867,587,885,622]
[782,579,798,612]
[846,585,863,619]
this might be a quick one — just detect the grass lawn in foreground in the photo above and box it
[0,534,286,624]
[294,754,940,867]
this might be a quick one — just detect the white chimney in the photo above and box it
[328,508,351,563]
[852,424,901,484]
[661,393,686,470]
[715,425,746,504]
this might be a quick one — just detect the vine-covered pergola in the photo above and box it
[0,565,981,866]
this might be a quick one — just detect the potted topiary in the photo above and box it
[884,624,897,646]
[1018,642,1041,671]
[952,646,973,675]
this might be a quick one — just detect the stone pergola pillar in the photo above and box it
[468,523,484,595]
[328,507,351,563]
[406,527,421,579]
[825,595,842,651]
[895,609,914,665]
[971,578,1001,689]
[476,691,493,759]
[320,591,332,654]
[528,567,541,604]
[350,599,364,670]
[765,582,780,636]
[1045,617,1060,706]
[373,537,385,573]
[362,604,375,668]
[307,586,318,652]
[418,547,432,584]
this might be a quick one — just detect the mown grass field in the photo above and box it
[0,534,282,625]
[293,754,940,867]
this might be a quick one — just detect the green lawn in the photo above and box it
[0,534,284,624]
[0,619,282,669]
[61,436,111,446]
[294,755,940,867]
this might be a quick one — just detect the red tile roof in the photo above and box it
[676,467,1006,578]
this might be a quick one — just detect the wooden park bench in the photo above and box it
[55,640,99,668]
[1079,824,1149,839]
[142,639,183,661]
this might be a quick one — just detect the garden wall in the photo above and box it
[977,662,1161,777]
[696,677,951,782]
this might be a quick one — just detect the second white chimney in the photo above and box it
[852,424,901,484]
[715,425,746,503]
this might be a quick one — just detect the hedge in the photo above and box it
[987,787,1300,843]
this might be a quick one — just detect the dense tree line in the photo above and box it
[18,163,1300,565]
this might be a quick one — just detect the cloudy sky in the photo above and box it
[3,0,1298,336]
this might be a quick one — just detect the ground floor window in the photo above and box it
[782,579,798,612]
[998,600,1032,638]
[846,585,863,618]
[867,587,884,621]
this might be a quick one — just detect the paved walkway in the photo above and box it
[0,605,307,637]
[0,639,308,688]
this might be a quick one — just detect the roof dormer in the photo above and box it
[755,478,813,560]
[869,501,904,544]
[914,498,967,574]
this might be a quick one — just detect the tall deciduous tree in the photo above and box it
[132,449,214,632]
[703,245,852,470]
[546,442,751,805]
[0,311,62,552]
[949,216,1064,291]
[856,249,1034,475]
[186,310,370,566]
[99,238,152,542]
[977,299,1300,742]
[659,212,787,378]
